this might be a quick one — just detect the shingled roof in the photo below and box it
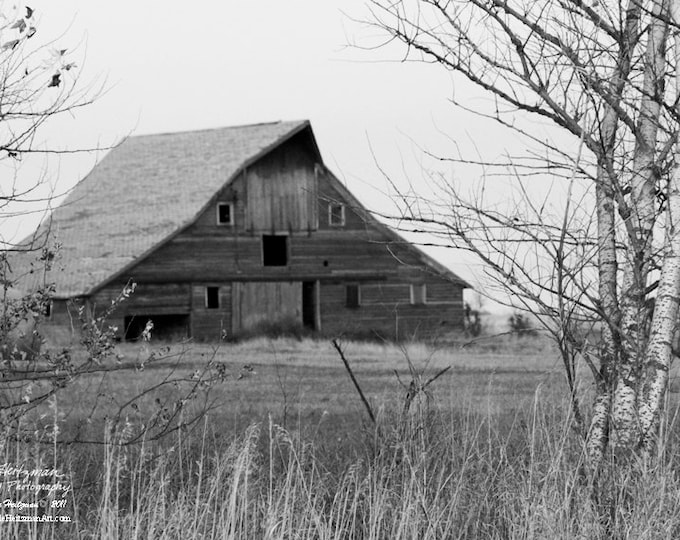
[11,119,470,298]
[13,120,311,297]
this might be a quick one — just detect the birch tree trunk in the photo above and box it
[587,0,641,462]
[612,0,669,451]
[588,170,619,463]
[636,0,680,451]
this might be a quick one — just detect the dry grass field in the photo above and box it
[49,333,570,445]
[4,333,680,539]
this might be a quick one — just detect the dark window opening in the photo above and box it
[302,281,317,330]
[329,203,345,226]
[124,314,189,342]
[262,235,288,266]
[217,203,233,225]
[206,286,219,309]
[346,284,360,309]
[44,301,52,318]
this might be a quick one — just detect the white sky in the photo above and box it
[1,1,571,311]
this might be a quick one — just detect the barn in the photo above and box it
[11,120,470,341]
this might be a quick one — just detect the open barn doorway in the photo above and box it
[302,281,319,331]
[124,314,190,341]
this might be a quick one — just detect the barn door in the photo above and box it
[231,281,302,333]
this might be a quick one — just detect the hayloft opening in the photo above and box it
[205,286,219,309]
[124,314,189,341]
[262,235,288,266]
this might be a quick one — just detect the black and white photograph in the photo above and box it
[2,1,680,538]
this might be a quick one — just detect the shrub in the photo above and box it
[508,311,537,336]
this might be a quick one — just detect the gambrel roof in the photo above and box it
[14,121,311,297]
[11,120,469,298]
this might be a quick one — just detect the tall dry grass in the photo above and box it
[3,393,680,540]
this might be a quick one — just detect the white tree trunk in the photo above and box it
[635,0,680,451]
[588,167,619,463]
[613,0,669,451]
[587,0,644,462]
[637,168,680,449]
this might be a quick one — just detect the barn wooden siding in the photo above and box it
[244,143,318,232]
[318,280,464,340]
[112,171,434,284]
[65,130,467,341]
[87,277,462,341]
[191,284,231,339]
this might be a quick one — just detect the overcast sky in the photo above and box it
[2,1,552,308]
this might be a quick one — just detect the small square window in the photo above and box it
[328,203,345,226]
[262,235,288,266]
[206,286,220,309]
[410,284,427,305]
[217,203,234,225]
[346,284,360,308]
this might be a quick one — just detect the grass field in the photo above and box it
[50,334,571,446]
[4,333,680,539]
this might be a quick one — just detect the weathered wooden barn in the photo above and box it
[13,120,470,341]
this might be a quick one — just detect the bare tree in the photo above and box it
[361,0,680,464]
[1,2,96,366]
[0,3,232,445]
[0,3,103,248]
